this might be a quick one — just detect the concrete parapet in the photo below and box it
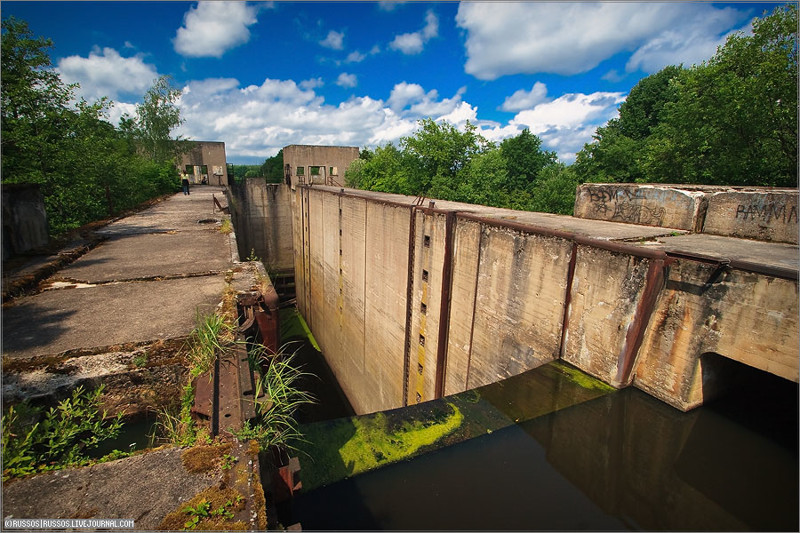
[574,183,708,231]
[703,189,798,244]
[574,183,800,244]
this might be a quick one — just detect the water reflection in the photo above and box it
[287,384,798,531]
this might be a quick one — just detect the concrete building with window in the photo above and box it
[178,141,229,186]
[282,145,360,189]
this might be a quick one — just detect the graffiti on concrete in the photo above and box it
[587,186,666,226]
[735,203,798,224]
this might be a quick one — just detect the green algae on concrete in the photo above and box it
[279,308,320,352]
[338,403,463,474]
[297,361,619,491]
[299,402,463,490]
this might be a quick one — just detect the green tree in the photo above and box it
[260,149,284,183]
[1,16,75,183]
[401,118,492,196]
[573,66,683,183]
[124,75,185,164]
[644,4,797,186]
[2,18,181,235]
[500,128,557,192]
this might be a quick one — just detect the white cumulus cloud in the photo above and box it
[500,82,549,112]
[320,30,345,50]
[336,72,358,88]
[389,10,438,55]
[173,2,259,58]
[456,2,748,80]
[57,47,159,102]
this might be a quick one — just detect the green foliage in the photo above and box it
[234,346,315,452]
[186,312,233,379]
[260,149,285,183]
[346,120,574,214]
[576,5,797,187]
[153,382,199,447]
[1,18,183,236]
[1,385,124,480]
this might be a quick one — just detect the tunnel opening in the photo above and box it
[700,352,798,452]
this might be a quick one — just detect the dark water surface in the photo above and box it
[285,376,798,531]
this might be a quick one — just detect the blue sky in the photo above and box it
[2,1,786,164]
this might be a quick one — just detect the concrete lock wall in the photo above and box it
[229,180,294,271]
[286,184,797,415]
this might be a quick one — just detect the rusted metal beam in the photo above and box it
[558,242,579,359]
[614,257,673,386]
[401,206,418,407]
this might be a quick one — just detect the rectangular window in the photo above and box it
[420,302,427,314]
[423,235,431,247]
[422,269,429,282]
[330,166,338,175]
[310,166,321,176]
[296,166,305,176]
[419,334,425,346]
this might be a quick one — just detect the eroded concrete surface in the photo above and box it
[2,187,267,529]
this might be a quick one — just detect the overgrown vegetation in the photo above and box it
[1,17,188,236]
[234,345,315,452]
[1,385,124,480]
[573,4,796,188]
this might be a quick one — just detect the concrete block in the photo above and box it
[574,184,706,231]
[702,189,798,244]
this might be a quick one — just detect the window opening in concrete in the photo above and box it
[416,392,422,403]
[418,363,424,375]
[422,269,429,282]
[330,166,338,175]
[421,302,427,314]
[419,334,425,346]
[310,166,321,176]
[424,235,431,247]
[297,166,305,176]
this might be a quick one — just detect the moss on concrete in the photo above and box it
[181,443,233,474]
[301,402,463,489]
[279,308,320,351]
[551,360,616,392]
[158,485,246,531]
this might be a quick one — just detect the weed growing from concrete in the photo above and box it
[1,385,124,480]
[186,313,233,379]
[219,218,233,235]
[234,345,315,452]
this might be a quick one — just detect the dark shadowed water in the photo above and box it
[283,367,798,531]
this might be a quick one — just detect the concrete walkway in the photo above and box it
[2,187,270,530]
[2,186,234,362]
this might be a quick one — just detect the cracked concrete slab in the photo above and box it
[54,230,230,283]
[2,274,226,360]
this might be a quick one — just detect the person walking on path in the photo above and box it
[181,172,190,195]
